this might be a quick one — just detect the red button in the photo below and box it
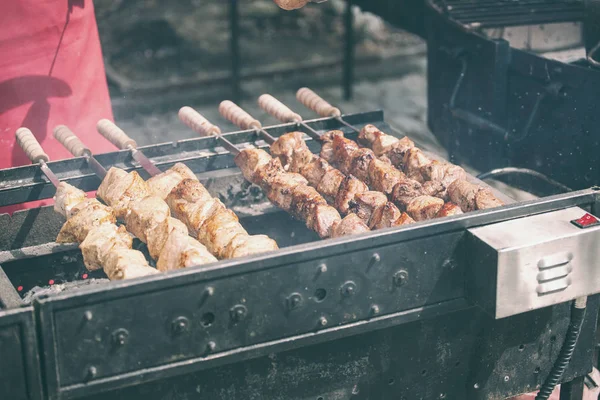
[571,213,600,228]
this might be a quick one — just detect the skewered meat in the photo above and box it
[56,199,116,243]
[125,196,170,243]
[104,248,159,280]
[348,148,376,183]
[156,230,217,272]
[97,168,151,219]
[368,158,406,196]
[306,204,342,238]
[234,148,272,184]
[146,217,188,260]
[391,179,424,211]
[447,179,503,211]
[300,156,330,187]
[290,185,327,220]
[330,131,360,174]
[359,124,414,163]
[320,141,335,163]
[403,148,431,183]
[369,202,403,230]
[266,172,309,210]
[421,160,467,189]
[475,187,505,210]
[270,132,313,173]
[349,191,388,224]
[198,208,247,259]
[316,168,345,204]
[422,180,447,200]
[331,214,370,238]
[406,196,445,221]
[335,175,368,215]
[146,162,197,200]
[436,203,464,218]
[396,212,416,226]
[166,178,214,233]
[80,224,132,271]
[224,234,279,259]
[54,182,86,218]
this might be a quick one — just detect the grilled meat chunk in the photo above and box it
[331,132,360,174]
[224,234,279,259]
[406,195,445,221]
[359,124,415,162]
[306,204,342,238]
[436,202,464,218]
[156,230,216,272]
[97,168,151,219]
[80,224,132,271]
[54,183,86,218]
[166,179,215,233]
[403,148,431,183]
[421,160,467,189]
[331,214,370,238]
[349,191,388,225]
[422,180,448,200]
[266,172,309,210]
[300,156,331,187]
[198,208,247,259]
[147,162,197,200]
[335,175,368,215]
[270,132,314,173]
[125,196,170,243]
[146,217,188,260]
[320,141,335,163]
[447,179,504,212]
[369,202,403,230]
[368,158,406,196]
[396,212,416,226]
[390,179,424,211]
[386,137,416,167]
[56,199,116,243]
[290,185,327,220]
[234,148,273,184]
[104,248,158,280]
[316,168,345,204]
[348,148,376,183]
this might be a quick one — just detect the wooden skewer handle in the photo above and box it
[258,94,302,123]
[53,125,89,157]
[16,128,49,163]
[97,119,137,150]
[296,87,341,117]
[178,107,222,137]
[219,100,262,130]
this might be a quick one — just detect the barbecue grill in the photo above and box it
[1,93,600,400]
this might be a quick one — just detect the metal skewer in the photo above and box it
[178,107,241,155]
[219,100,277,145]
[96,119,163,176]
[53,126,108,179]
[257,94,323,140]
[16,128,61,188]
[295,87,360,134]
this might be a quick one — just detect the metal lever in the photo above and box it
[15,127,60,187]
[258,94,321,140]
[178,107,240,155]
[219,100,276,144]
[53,125,108,179]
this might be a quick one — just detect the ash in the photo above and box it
[22,279,110,305]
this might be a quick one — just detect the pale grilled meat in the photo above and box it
[335,175,368,215]
[266,172,309,210]
[198,208,247,259]
[320,141,335,163]
[56,199,116,243]
[359,124,414,164]
[146,162,197,200]
[234,148,272,184]
[104,248,159,280]
[403,148,431,183]
[156,230,217,271]
[368,158,406,196]
[80,224,132,271]
[331,214,370,238]
[316,168,345,204]
[422,180,448,201]
[406,196,445,221]
[421,160,467,189]
[300,156,331,187]
[224,234,279,259]
[270,132,314,173]
[306,204,342,238]
[391,179,424,211]
[166,178,214,233]
[290,185,327,220]
[146,217,188,261]
[97,168,151,219]
[54,182,86,218]
[436,202,464,218]
[396,212,416,226]
[125,195,170,243]
[475,187,505,210]
[369,202,403,230]
[348,148,376,183]
[349,191,388,225]
[331,131,360,174]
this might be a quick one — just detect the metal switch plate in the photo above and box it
[467,207,600,319]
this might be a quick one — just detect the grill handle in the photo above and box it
[179,107,222,137]
[16,128,49,163]
[53,125,90,157]
[219,100,262,130]
[97,119,137,150]
[258,94,302,123]
[296,88,341,118]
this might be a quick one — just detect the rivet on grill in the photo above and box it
[341,281,357,297]
[286,293,304,311]
[319,316,328,327]
[367,253,381,271]
[318,263,327,274]
[205,286,215,297]
[112,329,129,346]
[83,310,93,321]
[370,305,380,315]
[86,366,97,380]
[206,341,216,353]
[393,270,409,287]
[171,317,190,335]
[230,304,248,322]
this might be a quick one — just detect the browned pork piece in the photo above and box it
[335,175,368,215]
[125,195,170,243]
[369,202,415,230]
[54,182,158,279]
[97,167,151,219]
[146,217,188,260]
[448,180,504,211]
[146,162,198,199]
[358,124,414,166]
[406,196,445,221]
[234,148,375,239]
[349,191,388,224]
[436,202,464,218]
[156,230,217,272]
[391,179,425,211]
[269,131,313,173]
[316,168,345,204]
